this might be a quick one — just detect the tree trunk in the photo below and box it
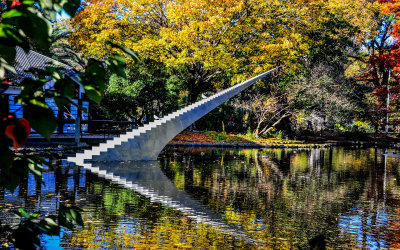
[255,121,261,138]
[259,113,291,136]
[187,63,212,105]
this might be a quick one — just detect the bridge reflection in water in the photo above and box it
[82,159,260,245]
[4,147,400,248]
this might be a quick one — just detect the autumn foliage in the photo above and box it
[357,46,400,107]
[4,117,31,151]
[70,0,373,106]
[354,0,400,130]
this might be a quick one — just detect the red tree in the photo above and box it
[357,1,400,131]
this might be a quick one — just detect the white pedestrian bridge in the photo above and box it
[67,68,277,165]
[66,68,278,245]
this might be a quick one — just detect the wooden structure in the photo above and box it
[4,47,90,136]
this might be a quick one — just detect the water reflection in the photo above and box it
[83,160,258,244]
[1,147,400,248]
[158,147,400,248]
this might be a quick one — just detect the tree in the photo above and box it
[228,0,376,138]
[277,0,381,136]
[0,0,135,247]
[356,0,400,132]
[49,24,87,71]
[70,0,315,104]
[233,64,358,138]
[99,59,184,122]
[237,87,292,137]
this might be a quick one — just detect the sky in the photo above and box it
[56,10,71,20]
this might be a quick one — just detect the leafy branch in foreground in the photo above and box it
[10,206,83,249]
[0,0,137,248]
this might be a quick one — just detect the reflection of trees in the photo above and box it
[62,172,255,248]
[4,147,400,248]
[160,147,400,248]
[160,149,284,214]
[58,148,400,248]
[386,197,400,248]
[65,212,254,249]
[278,147,400,248]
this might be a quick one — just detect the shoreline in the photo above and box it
[167,131,400,149]
[22,131,400,152]
[167,140,400,149]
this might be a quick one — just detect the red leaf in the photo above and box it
[5,118,31,151]
[2,80,13,85]
[10,0,21,8]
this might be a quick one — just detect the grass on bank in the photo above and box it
[203,131,302,144]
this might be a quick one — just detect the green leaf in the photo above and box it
[55,77,76,98]
[107,54,127,78]
[81,59,106,103]
[1,158,29,193]
[13,222,41,249]
[30,213,39,218]
[0,24,29,49]
[0,44,16,65]
[37,0,64,13]
[58,206,83,229]
[27,158,43,184]
[83,85,102,104]
[18,7,51,49]
[85,58,106,80]
[0,142,13,170]
[69,209,83,226]
[25,104,57,139]
[2,175,20,193]
[43,217,58,227]
[1,9,24,19]
[36,0,65,20]
[22,0,35,5]
[38,216,60,235]
[29,155,52,170]
[54,96,69,107]
[17,208,30,219]
[0,58,16,79]
[17,78,45,104]
[29,98,49,108]
[63,0,80,17]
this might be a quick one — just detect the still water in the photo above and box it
[1,147,400,249]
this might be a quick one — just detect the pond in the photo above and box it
[1,147,400,249]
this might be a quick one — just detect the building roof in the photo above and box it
[15,46,73,71]
[3,47,83,94]
[12,47,75,82]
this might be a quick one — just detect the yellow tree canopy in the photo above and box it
[70,0,374,89]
